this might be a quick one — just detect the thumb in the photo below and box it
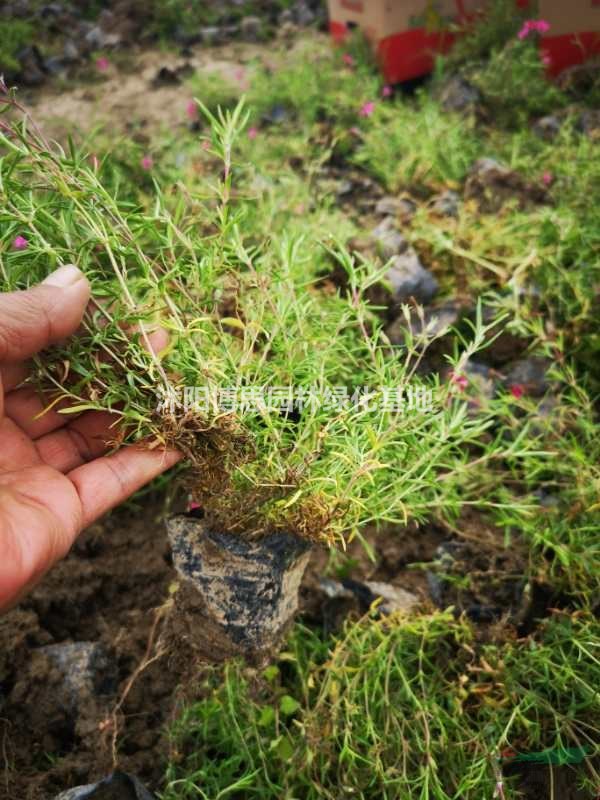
[0,265,90,363]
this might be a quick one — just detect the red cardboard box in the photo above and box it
[327,0,600,83]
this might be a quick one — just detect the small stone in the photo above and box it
[40,641,117,714]
[385,302,460,346]
[385,251,439,306]
[44,56,68,76]
[63,39,80,62]
[151,65,181,87]
[438,75,481,113]
[16,45,47,86]
[374,195,416,218]
[431,189,459,218]
[53,770,154,800]
[199,26,222,45]
[503,357,550,397]
[278,8,294,25]
[371,217,408,260]
[262,104,289,125]
[240,15,263,41]
[533,114,562,140]
[464,158,548,213]
[363,581,418,615]
[293,0,316,26]
[577,109,600,140]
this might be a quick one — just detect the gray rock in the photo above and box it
[278,8,294,25]
[294,1,316,26]
[503,357,550,397]
[15,45,46,85]
[464,157,548,212]
[386,301,460,346]
[63,39,80,62]
[41,641,117,714]
[371,217,408,260]
[44,56,68,76]
[385,251,438,305]
[53,770,154,800]
[166,515,312,664]
[577,109,600,139]
[438,75,481,113]
[533,114,562,140]
[240,15,263,41]
[363,581,418,615]
[199,26,222,45]
[431,189,459,218]
[374,195,416,218]
[84,25,121,50]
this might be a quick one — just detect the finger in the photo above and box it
[0,465,82,611]
[0,362,29,392]
[35,410,122,473]
[0,265,90,364]
[3,387,76,439]
[68,445,182,527]
[3,325,170,440]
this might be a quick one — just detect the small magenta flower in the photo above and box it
[12,235,28,251]
[518,19,550,39]
[343,53,355,67]
[359,101,375,118]
[141,155,153,170]
[510,383,525,399]
[382,85,392,98]
[186,100,198,120]
[450,371,468,392]
[542,171,553,186]
[248,126,258,140]
[96,56,110,72]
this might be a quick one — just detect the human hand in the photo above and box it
[0,265,181,610]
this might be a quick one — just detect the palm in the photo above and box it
[0,268,179,610]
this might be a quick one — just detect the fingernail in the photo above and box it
[42,264,85,288]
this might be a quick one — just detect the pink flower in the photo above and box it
[518,19,550,39]
[382,85,393,98]
[186,100,198,120]
[141,155,153,170]
[247,126,258,140]
[450,372,468,392]
[359,101,375,118]
[12,235,28,251]
[188,501,202,511]
[541,51,552,67]
[96,56,110,72]
[510,384,525,399]
[343,53,355,67]
[541,171,553,186]
[349,126,361,137]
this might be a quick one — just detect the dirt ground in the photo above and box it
[20,36,318,141]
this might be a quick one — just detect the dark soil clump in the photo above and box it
[0,498,184,800]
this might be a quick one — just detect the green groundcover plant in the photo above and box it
[164,611,600,800]
[0,89,540,546]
